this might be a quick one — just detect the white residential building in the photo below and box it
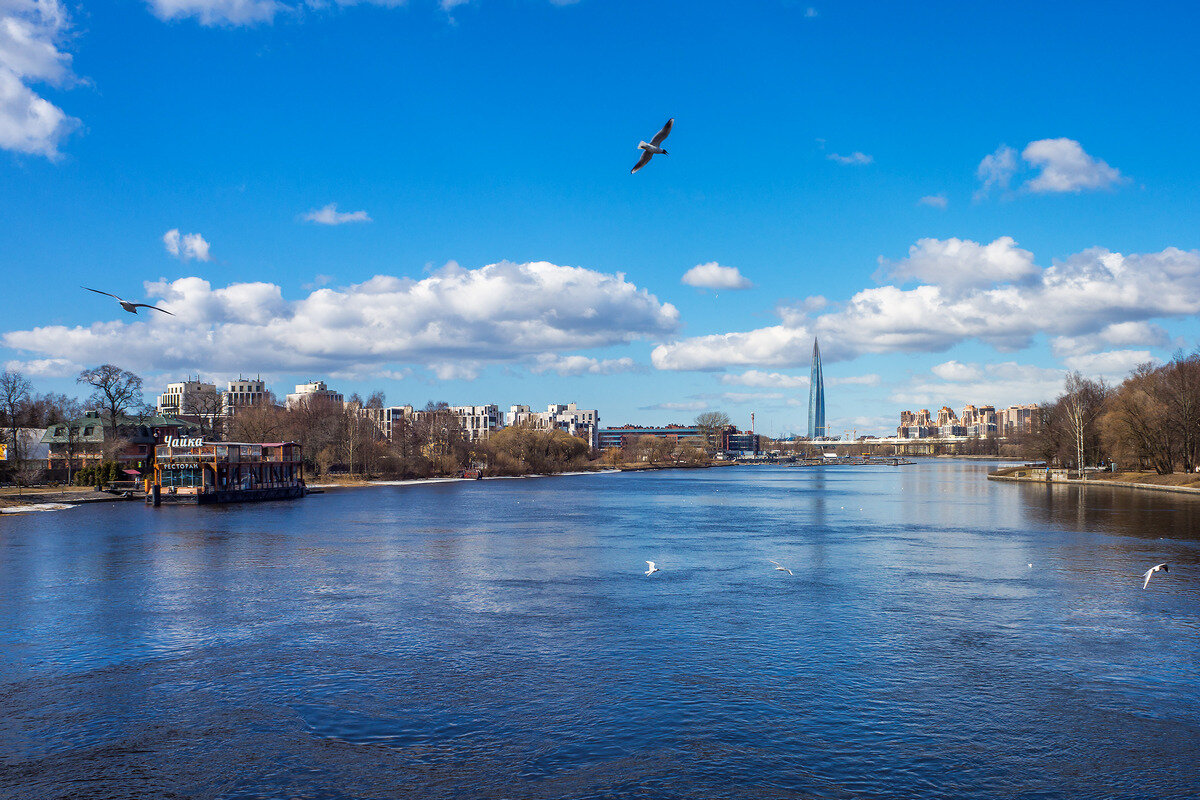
[506,402,600,450]
[157,380,218,417]
[222,377,269,417]
[286,381,344,410]
[450,405,502,443]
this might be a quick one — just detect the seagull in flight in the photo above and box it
[83,287,174,316]
[645,561,660,576]
[1142,563,1169,589]
[631,118,673,173]
[769,560,793,576]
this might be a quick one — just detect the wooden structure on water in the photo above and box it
[148,440,305,505]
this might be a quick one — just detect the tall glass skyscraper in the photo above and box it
[807,338,826,439]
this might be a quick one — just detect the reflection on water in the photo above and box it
[1,460,1199,799]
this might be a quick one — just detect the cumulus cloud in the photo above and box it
[880,236,1037,293]
[3,261,680,379]
[918,194,948,209]
[1022,138,1124,193]
[0,0,79,158]
[681,262,753,291]
[163,229,212,261]
[1061,350,1156,376]
[931,360,983,382]
[531,354,638,376]
[976,139,1124,197]
[1050,321,1170,358]
[3,356,79,377]
[828,151,873,165]
[652,239,1197,372]
[302,203,372,225]
[893,362,1067,408]
[719,370,808,389]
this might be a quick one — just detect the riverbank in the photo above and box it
[0,486,140,510]
[988,465,1200,497]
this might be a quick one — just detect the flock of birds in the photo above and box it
[81,118,677,315]
[643,558,1174,589]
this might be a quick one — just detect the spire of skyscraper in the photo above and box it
[808,338,826,439]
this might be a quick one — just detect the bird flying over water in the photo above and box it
[83,287,174,315]
[1142,563,1169,589]
[645,561,660,576]
[631,118,673,173]
[769,560,793,576]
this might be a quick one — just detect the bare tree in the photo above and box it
[694,411,731,454]
[181,387,223,440]
[1061,371,1108,478]
[77,365,143,450]
[0,369,33,486]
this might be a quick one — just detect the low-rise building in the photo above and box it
[41,412,199,477]
[508,403,600,450]
[286,381,344,410]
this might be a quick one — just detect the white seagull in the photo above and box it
[1142,563,1169,589]
[83,287,174,316]
[769,560,793,576]
[645,561,660,576]
[631,118,673,174]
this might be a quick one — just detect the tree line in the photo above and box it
[1016,353,1200,475]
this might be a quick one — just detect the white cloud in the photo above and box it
[719,370,808,389]
[828,151,873,165]
[715,391,784,404]
[894,362,1067,408]
[1022,138,1124,193]
[1061,349,1156,376]
[3,356,79,377]
[1050,321,1169,358]
[163,229,212,261]
[302,203,372,225]
[931,360,983,382]
[0,0,79,158]
[830,374,881,386]
[145,0,285,25]
[653,239,1198,372]
[804,7,818,17]
[976,139,1124,198]
[918,194,948,208]
[680,262,753,291]
[880,236,1037,293]
[639,400,708,412]
[531,354,638,376]
[3,261,680,377]
[975,144,1017,199]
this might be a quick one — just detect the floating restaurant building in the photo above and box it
[150,440,305,504]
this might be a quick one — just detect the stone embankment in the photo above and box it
[988,465,1200,497]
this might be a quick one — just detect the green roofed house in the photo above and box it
[41,411,200,479]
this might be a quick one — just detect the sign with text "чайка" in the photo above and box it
[166,437,205,448]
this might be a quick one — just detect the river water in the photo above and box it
[1,461,1198,799]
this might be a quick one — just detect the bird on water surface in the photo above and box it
[631,118,673,173]
[1142,563,1169,589]
[83,287,174,315]
[645,561,660,576]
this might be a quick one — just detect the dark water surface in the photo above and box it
[2,461,1199,799]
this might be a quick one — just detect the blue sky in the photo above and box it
[3,0,1200,436]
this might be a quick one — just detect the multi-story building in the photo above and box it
[157,380,218,417]
[449,405,502,443]
[286,381,344,410]
[598,425,706,450]
[222,377,269,417]
[363,405,415,440]
[508,403,600,450]
[997,404,1039,436]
